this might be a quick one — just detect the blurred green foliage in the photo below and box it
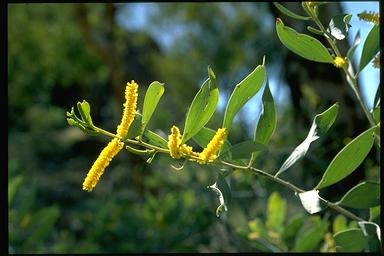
[8,3,380,253]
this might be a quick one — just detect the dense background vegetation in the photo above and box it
[8,3,380,253]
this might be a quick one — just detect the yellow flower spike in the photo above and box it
[168,125,182,159]
[180,144,200,158]
[116,80,139,138]
[198,128,227,164]
[83,138,124,192]
[333,56,347,68]
[357,11,379,25]
[373,53,380,68]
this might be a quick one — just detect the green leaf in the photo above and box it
[219,140,265,160]
[333,215,347,233]
[252,82,276,162]
[327,14,352,40]
[276,18,333,63]
[334,228,369,252]
[307,26,324,35]
[358,221,381,241]
[276,103,339,176]
[347,30,361,60]
[273,2,311,20]
[316,126,376,189]
[223,64,266,131]
[192,127,231,155]
[77,100,93,126]
[266,192,286,232]
[337,181,380,209]
[314,103,339,136]
[293,217,329,252]
[182,67,219,143]
[127,112,142,139]
[141,81,165,134]
[142,129,168,149]
[358,25,379,74]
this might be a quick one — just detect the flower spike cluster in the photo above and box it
[167,126,227,164]
[82,80,139,192]
[83,138,124,192]
[168,126,183,158]
[117,80,139,138]
[198,128,227,164]
[357,11,379,25]
[333,56,347,68]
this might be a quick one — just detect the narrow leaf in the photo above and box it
[127,112,142,139]
[337,181,380,209]
[141,81,165,134]
[333,215,347,234]
[276,103,339,176]
[327,14,352,40]
[358,25,379,74]
[334,228,369,252]
[142,129,168,149]
[307,26,323,35]
[182,67,219,143]
[276,18,333,63]
[252,82,276,162]
[219,140,265,160]
[273,2,311,20]
[77,100,93,126]
[223,64,266,131]
[316,126,376,189]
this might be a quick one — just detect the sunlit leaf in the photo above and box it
[276,103,339,176]
[273,2,310,20]
[127,112,143,139]
[207,181,227,217]
[347,30,361,60]
[297,190,326,214]
[182,67,219,143]
[77,100,93,126]
[337,181,380,209]
[327,14,352,40]
[223,64,266,131]
[141,81,165,134]
[316,126,376,189]
[276,18,333,63]
[358,25,379,74]
[266,192,286,232]
[333,215,347,234]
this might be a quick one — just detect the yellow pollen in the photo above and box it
[333,56,346,68]
[82,138,124,192]
[168,125,182,159]
[198,128,227,164]
[116,80,139,138]
[358,11,379,25]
